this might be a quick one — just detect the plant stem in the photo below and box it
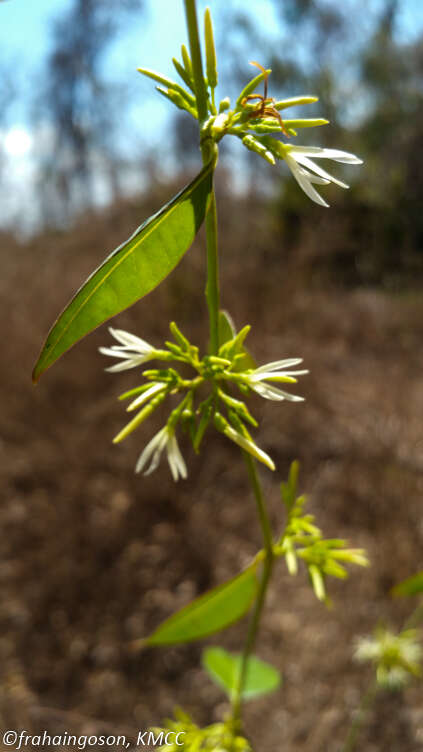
[341,681,378,752]
[183,0,220,353]
[231,453,275,724]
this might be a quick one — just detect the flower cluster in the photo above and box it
[100,320,308,481]
[138,52,362,206]
[275,462,369,602]
[151,709,252,752]
[354,627,422,690]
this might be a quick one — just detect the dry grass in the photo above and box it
[1,182,422,751]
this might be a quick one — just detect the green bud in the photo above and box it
[181,45,193,77]
[242,135,275,165]
[172,57,194,92]
[169,321,191,351]
[113,391,167,444]
[156,86,197,117]
[236,69,271,109]
[273,95,318,111]
[218,97,231,113]
[204,7,218,90]
[284,118,329,129]
[217,389,258,428]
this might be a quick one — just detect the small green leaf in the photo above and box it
[33,163,213,382]
[392,572,423,597]
[143,567,258,646]
[202,647,281,701]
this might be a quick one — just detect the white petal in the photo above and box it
[314,148,363,164]
[99,346,129,359]
[167,434,187,481]
[127,382,166,412]
[108,327,153,353]
[285,156,329,207]
[252,382,304,402]
[295,154,349,189]
[135,428,167,474]
[297,165,330,185]
[104,355,148,373]
[251,369,308,382]
[254,358,304,374]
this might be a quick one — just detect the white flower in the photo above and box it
[99,327,156,372]
[245,358,308,402]
[135,426,187,481]
[282,145,363,207]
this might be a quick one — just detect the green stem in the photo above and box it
[183,0,220,353]
[231,453,274,724]
[341,681,378,752]
[204,190,220,354]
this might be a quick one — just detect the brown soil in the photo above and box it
[1,185,422,751]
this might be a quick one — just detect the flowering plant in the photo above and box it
[31,3,391,749]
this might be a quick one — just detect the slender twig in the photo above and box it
[231,453,274,723]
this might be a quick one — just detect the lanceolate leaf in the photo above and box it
[32,163,213,382]
[202,647,281,701]
[142,566,258,647]
[392,571,423,597]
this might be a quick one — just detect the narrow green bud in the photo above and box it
[181,44,192,77]
[217,389,258,428]
[284,118,329,129]
[242,135,275,165]
[169,321,191,351]
[172,57,194,92]
[113,391,167,444]
[156,86,197,117]
[274,95,319,111]
[214,412,275,471]
[204,7,218,90]
[236,69,271,109]
[138,68,197,109]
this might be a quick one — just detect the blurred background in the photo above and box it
[1,1,423,750]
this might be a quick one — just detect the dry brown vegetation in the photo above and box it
[1,177,422,751]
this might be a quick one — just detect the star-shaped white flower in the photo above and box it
[282,146,363,207]
[99,327,156,372]
[245,358,308,402]
[135,426,187,481]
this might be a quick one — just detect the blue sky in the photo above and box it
[1,0,423,231]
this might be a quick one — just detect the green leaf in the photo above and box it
[32,163,213,382]
[202,647,281,701]
[143,567,258,646]
[392,572,423,597]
